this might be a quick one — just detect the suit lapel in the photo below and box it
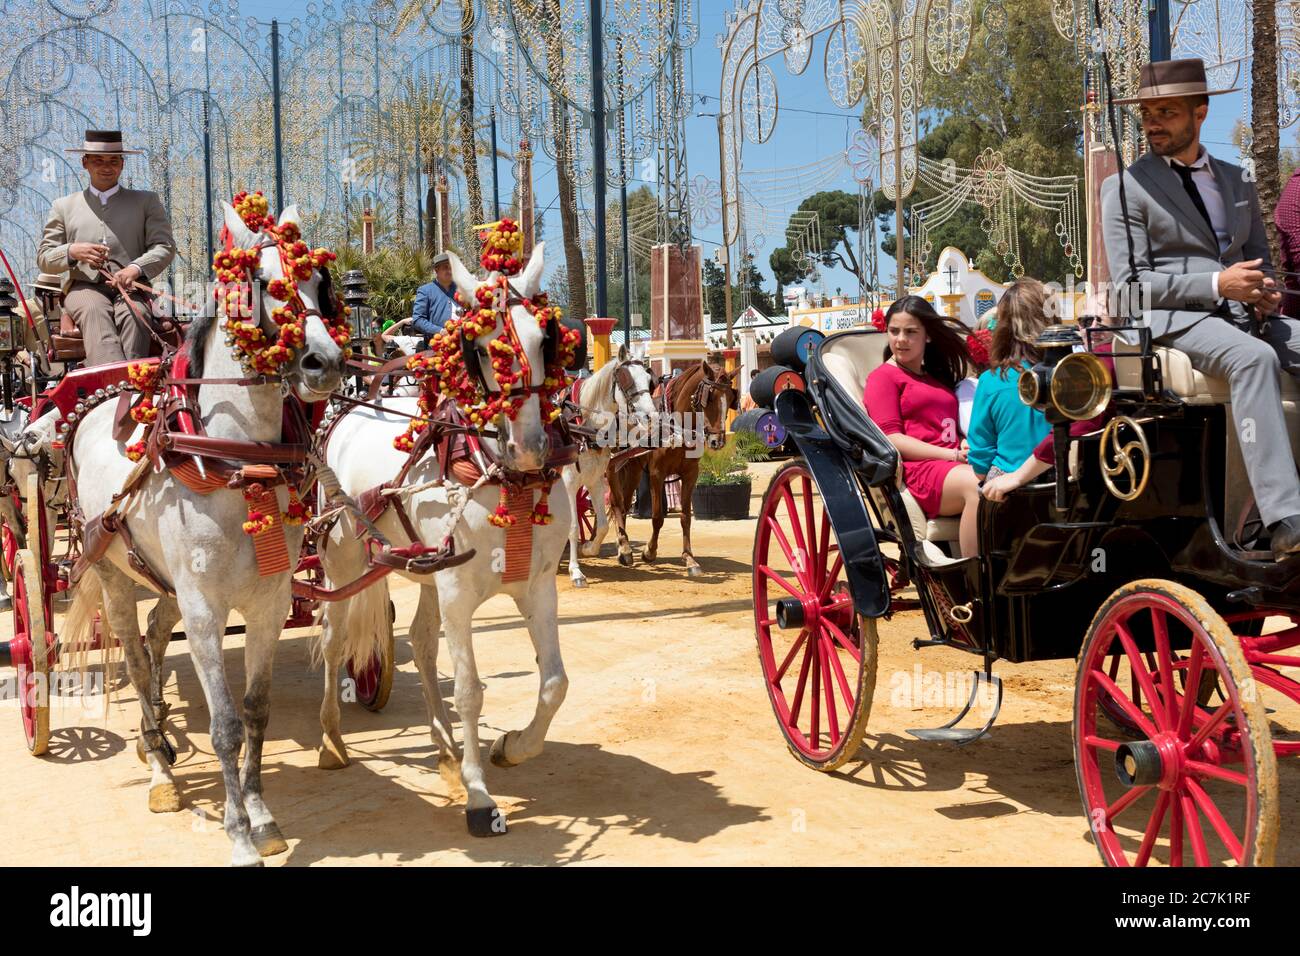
[1132,153,1219,250]
[1207,155,1244,251]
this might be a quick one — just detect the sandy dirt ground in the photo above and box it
[3,459,1299,866]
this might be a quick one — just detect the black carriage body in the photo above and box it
[775,328,1300,668]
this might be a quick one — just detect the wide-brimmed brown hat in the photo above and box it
[65,130,141,155]
[1113,57,1238,105]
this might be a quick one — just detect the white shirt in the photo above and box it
[88,183,120,205]
[1161,149,1228,298]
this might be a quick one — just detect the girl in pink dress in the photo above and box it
[863,295,982,558]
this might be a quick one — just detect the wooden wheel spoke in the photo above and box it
[1178,642,1207,740]
[788,634,815,734]
[822,628,856,714]
[816,506,832,595]
[1107,783,1151,823]
[817,634,839,745]
[779,485,811,569]
[1090,668,1160,738]
[1084,734,1122,752]
[1186,700,1233,753]
[1185,759,1247,787]
[774,630,809,683]
[800,476,819,590]
[1133,789,1169,867]
[1184,778,1244,863]
[1180,790,1212,867]
[1116,622,1173,733]
[822,614,862,664]
[809,636,822,749]
[1151,609,1176,728]
[818,553,845,602]
[1169,794,1184,867]
[759,565,805,601]
[765,518,811,590]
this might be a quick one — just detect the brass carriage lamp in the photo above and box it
[1017,324,1112,509]
[341,270,373,340]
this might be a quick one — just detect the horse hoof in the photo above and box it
[644,553,657,564]
[571,576,588,589]
[489,734,520,768]
[466,806,507,837]
[317,741,350,770]
[231,850,265,868]
[251,822,289,857]
[687,564,703,577]
[148,783,181,813]
[617,552,634,567]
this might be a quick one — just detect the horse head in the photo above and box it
[697,359,740,451]
[219,201,347,401]
[613,345,657,429]
[446,242,554,473]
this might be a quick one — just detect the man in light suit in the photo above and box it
[1102,58,1300,560]
[37,130,175,365]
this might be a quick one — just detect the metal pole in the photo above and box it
[716,113,734,339]
[1148,0,1172,61]
[490,107,501,221]
[271,19,285,213]
[617,39,630,342]
[591,0,608,318]
[202,31,214,270]
[892,26,904,298]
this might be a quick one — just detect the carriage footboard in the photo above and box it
[773,389,890,618]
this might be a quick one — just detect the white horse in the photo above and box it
[558,350,656,587]
[59,201,346,866]
[314,243,572,836]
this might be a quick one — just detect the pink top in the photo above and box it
[863,361,962,518]
[1278,170,1300,320]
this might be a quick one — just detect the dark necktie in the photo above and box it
[1171,162,1217,238]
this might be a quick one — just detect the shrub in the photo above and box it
[696,439,753,486]
[731,428,771,463]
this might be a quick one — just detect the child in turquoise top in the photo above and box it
[964,279,1054,479]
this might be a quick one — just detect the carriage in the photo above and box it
[749,320,1300,867]
[0,266,394,759]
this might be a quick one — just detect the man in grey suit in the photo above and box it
[37,130,175,365]
[1101,58,1300,560]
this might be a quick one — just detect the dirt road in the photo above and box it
[3,461,1298,865]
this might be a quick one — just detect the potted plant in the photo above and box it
[693,441,753,520]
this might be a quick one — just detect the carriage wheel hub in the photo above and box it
[1115,736,1183,790]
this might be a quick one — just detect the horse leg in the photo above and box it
[560,466,587,588]
[174,587,261,866]
[490,582,567,768]
[137,594,181,766]
[680,465,703,577]
[408,582,465,799]
[99,565,180,813]
[581,462,611,557]
[612,464,635,567]
[316,595,351,769]
[240,598,289,858]
[644,460,665,563]
[441,602,504,836]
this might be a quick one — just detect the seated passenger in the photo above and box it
[966,280,1052,482]
[864,295,981,558]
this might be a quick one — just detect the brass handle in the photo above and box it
[1099,415,1151,502]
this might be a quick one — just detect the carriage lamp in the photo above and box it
[0,277,21,358]
[341,270,374,340]
[1017,324,1113,510]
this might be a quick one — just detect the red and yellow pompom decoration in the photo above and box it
[212,192,352,377]
[125,360,161,425]
[241,485,275,536]
[283,488,311,527]
[392,216,579,460]
[125,441,147,462]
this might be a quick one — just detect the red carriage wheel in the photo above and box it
[12,548,51,755]
[347,612,395,712]
[1074,580,1278,866]
[753,461,877,771]
[575,487,597,544]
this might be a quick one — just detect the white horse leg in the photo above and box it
[99,565,180,812]
[441,602,504,836]
[174,588,261,867]
[137,593,181,769]
[560,466,587,588]
[490,581,567,768]
[316,596,351,769]
[581,465,611,557]
[240,599,289,858]
[408,583,464,799]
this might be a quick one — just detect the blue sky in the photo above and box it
[235,1,1291,304]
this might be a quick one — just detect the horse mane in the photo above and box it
[580,357,620,410]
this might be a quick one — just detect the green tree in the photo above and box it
[770,190,866,285]
[871,0,1083,284]
[702,256,727,321]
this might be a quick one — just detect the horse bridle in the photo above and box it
[459,277,563,403]
[658,364,736,445]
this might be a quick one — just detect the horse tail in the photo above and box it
[60,565,117,713]
[339,579,392,675]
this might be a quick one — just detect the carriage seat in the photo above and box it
[816,330,961,562]
[1111,338,1300,404]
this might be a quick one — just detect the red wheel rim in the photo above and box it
[1076,592,1263,866]
[754,464,864,764]
[347,652,383,708]
[576,488,596,543]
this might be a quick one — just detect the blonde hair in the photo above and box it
[990,279,1052,376]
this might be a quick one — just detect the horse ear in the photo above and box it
[617,344,628,362]
[277,203,301,227]
[701,358,715,380]
[446,251,478,296]
[221,201,256,249]
[519,242,545,299]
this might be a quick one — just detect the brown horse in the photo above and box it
[606,359,739,576]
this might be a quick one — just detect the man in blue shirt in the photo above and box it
[410,252,457,346]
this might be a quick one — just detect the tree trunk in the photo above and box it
[1252,0,1281,268]
[459,6,485,259]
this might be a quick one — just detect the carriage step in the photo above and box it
[905,671,1003,746]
